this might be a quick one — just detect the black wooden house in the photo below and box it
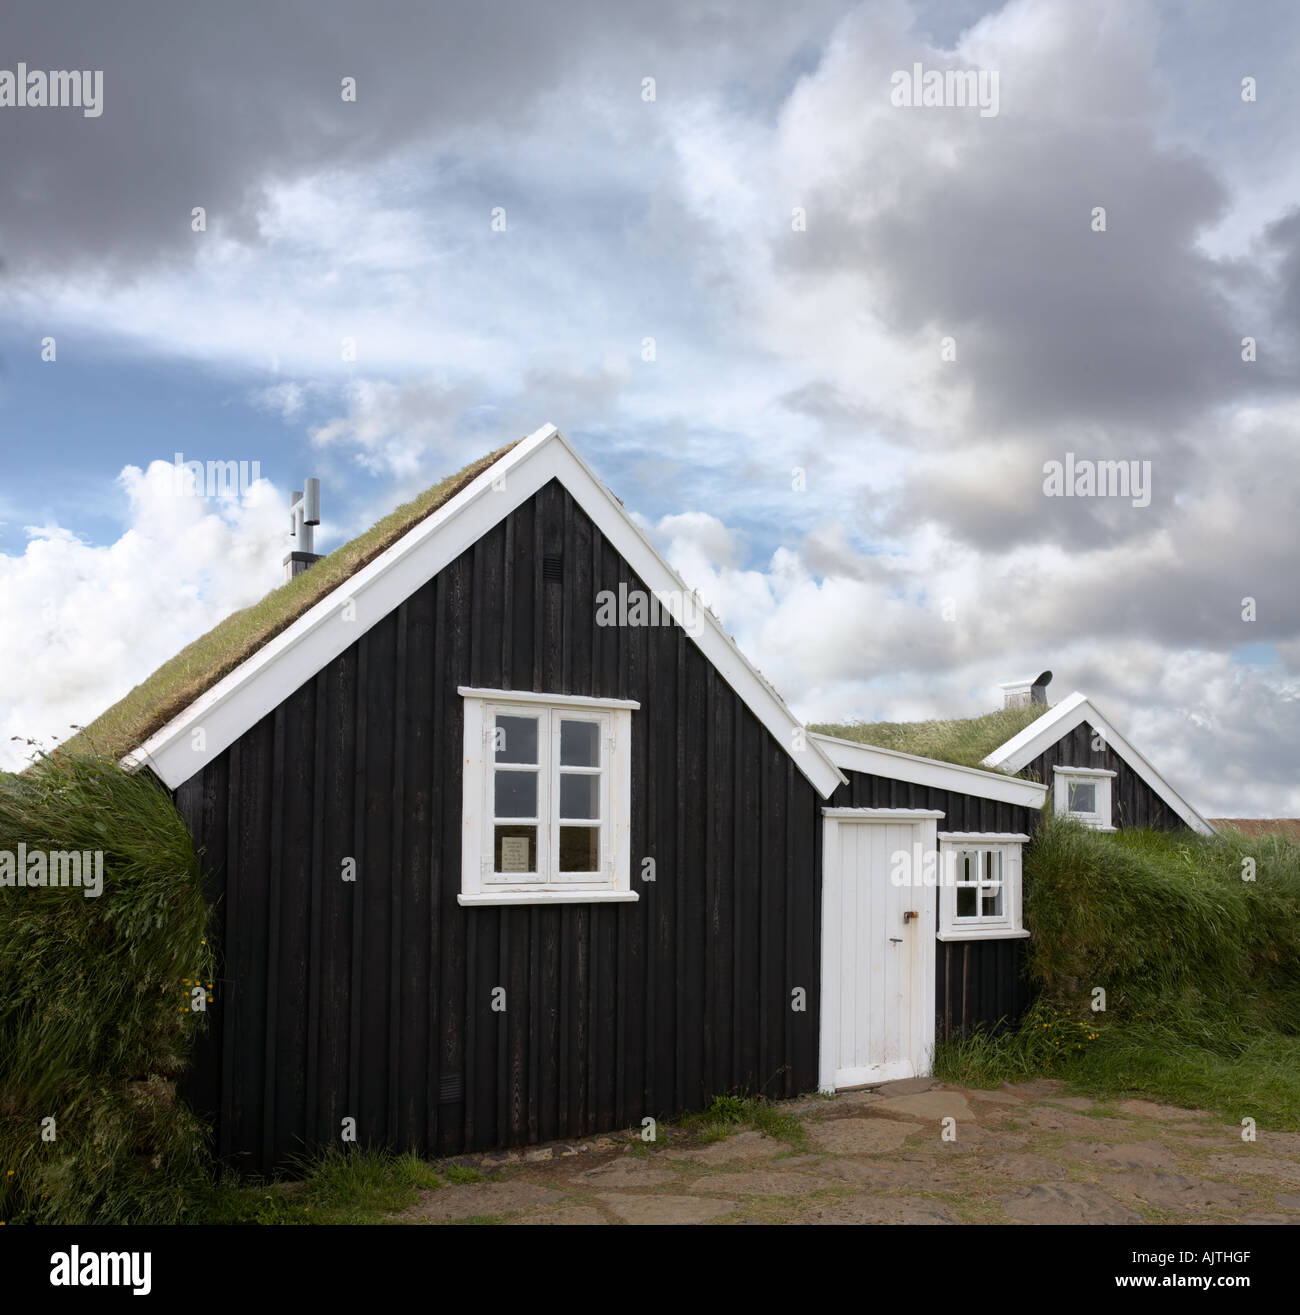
[106,424,1205,1169]
[980,689,1215,835]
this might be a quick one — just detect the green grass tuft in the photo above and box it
[0,752,214,1223]
[202,1147,446,1225]
[679,1091,807,1149]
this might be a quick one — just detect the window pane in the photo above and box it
[495,715,538,764]
[981,886,1003,917]
[986,851,1003,882]
[560,720,600,767]
[959,851,977,883]
[559,772,599,819]
[494,770,537,818]
[494,825,537,873]
[1069,782,1096,813]
[957,885,977,917]
[559,825,600,872]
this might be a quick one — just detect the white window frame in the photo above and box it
[1052,766,1116,831]
[937,833,1030,941]
[458,688,639,905]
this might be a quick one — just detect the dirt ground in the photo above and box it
[395,1078,1300,1225]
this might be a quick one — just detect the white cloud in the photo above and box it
[2,0,1297,819]
[0,465,287,771]
[643,488,1300,818]
[251,380,307,421]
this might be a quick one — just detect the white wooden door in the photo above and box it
[819,809,941,1091]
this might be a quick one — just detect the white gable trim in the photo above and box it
[982,692,1215,836]
[811,733,1047,809]
[822,807,946,821]
[124,423,845,797]
[983,690,1090,769]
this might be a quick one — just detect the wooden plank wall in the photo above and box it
[174,478,823,1170]
[1023,722,1191,830]
[825,769,1041,1039]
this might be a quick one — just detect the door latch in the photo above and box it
[889,937,903,944]
[903,910,919,923]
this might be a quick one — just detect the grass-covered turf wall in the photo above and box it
[0,753,213,1223]
[935,818,1300,1128]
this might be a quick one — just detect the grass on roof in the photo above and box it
[810,702,1047,770]
[63,442,517,767]
[1210,819,1300,841]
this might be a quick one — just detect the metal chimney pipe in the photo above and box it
[999,671,1052,708]
[284,478,325,582]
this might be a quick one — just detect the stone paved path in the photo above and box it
[395,1078,1300,1225]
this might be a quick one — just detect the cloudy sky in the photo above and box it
[1,0,1297,816]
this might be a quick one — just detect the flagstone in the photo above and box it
[1059,1140,1177,1171]
[808,1118,921,1154]
[570,1159,677,1187]
[804,1194,961,1225]
[512,1205,611,1226]
[875,1090,975,1122]
[687,1170,831,1196]
[402,1181,566,1222]
[595,1192,737,1224]
[1000,1182,1142,1225]
[1100,1172,1253,1211]
[662,1130,784,1165]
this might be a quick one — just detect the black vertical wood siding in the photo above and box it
[826,769,1041,1038]
[174,479,822,1170]
[1023,721,1189,831]
[826,771,1039,836]
[934,937,1032,1038]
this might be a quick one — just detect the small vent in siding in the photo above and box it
[439,1073,464,1104]
[542,553,564,582]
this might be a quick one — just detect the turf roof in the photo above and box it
[66,441,518,767]
[810,702,1049,771]
[1209,819,1300,841]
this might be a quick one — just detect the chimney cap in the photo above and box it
[998,670,1052,691]
[999,670,1052,707]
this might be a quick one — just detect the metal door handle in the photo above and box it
[889,937,903,943]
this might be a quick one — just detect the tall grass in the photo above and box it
[0,753,213,1223]
[935,819,1300,1124]
[1025,821,1300,1037]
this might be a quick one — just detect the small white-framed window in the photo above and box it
[1053,766,1116,831]
[937,833,1030,941]
[458,688,639,905]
